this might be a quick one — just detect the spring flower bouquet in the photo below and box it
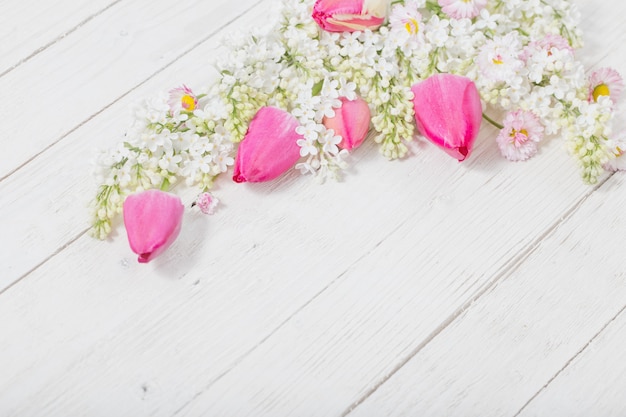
[92,0,624,262]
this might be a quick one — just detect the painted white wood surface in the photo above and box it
[0,0,263,180]
[0,0,117,76]
[0,0,624,416]
[345,174,626,416]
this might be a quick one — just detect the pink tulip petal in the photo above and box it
[123,190,184,263]
[411,74,482,161]
[233,107,303,183]
[313,0,386,32]
[323,97,371,150]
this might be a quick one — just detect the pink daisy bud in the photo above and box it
[496,110,544,162]
[233,107,303,183]
[521,34,573,61]
[411,74,482,161]
[588,67,624,104]
[322,96,371,150]
[194,192,219,215]
[312,0,388,32]
[123,190,184,263]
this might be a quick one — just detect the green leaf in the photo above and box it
[311,79,324,96]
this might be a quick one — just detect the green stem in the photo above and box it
[160,178,170,191]
[482,113,504,130]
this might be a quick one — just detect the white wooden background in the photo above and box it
[2,0,625,415]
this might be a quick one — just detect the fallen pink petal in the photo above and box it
[323,96,370,150]
[411,74,482,161]
[123,189,185,263]
[233,106,303,183]
[312,0,387,32]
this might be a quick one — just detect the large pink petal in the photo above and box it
[411,74,482,161]
[233,107,302,183]
[123,190,184,263]
[323,96,371,150]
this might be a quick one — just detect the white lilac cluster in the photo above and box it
[92,88,233,239]
[215,0,622,180]
[92,0,624,238]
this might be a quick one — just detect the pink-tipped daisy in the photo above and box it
[389,1,423,37]
[588,67,624,104]
[496,110,544,161]
[521,34,573,61]
[438,0,487,19]
[168,85,198,114]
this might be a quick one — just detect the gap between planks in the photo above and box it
[0,0,266,185]
[171,217,409,415]
[512,301,626,416]
[4,0,621,412]
[0,0,271,292]
[340,171,616,417]
[0,0,124,79]
[172,171,615,416]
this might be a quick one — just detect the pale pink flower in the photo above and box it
[438,0,487,19]
[312,0,388,32]
[411,74,482,161]
[233,107,302,183]
[496,110,544,161]
[389,1,423,37]
[168,85,197,114]
[588,67,624,104]
[521,34,573,61]
[322,96,370,150]
[123,190,184,263]
[193,192,219,215]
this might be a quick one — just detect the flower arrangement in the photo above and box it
[91,0,624,262]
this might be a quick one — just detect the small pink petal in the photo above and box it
[323,97,370,150]
[411,74,482,161]
[123,190,184,263]
[233,107,303,183]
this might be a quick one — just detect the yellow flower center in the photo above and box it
[592,83,610,102]
[404,18,419,35]
[510,129,528,142]
[181,94,196,111]
[492,54,504,65]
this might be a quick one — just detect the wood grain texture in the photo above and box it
[0,0,263,181]
[518,303,626,417]
[344,173,626,417]
[1,0,625,415]
[0,0,117,76]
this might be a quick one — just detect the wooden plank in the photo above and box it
[0,0,117,76]
[343,173,626,417]
[518,305,626,416]
[0,0,263,181]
